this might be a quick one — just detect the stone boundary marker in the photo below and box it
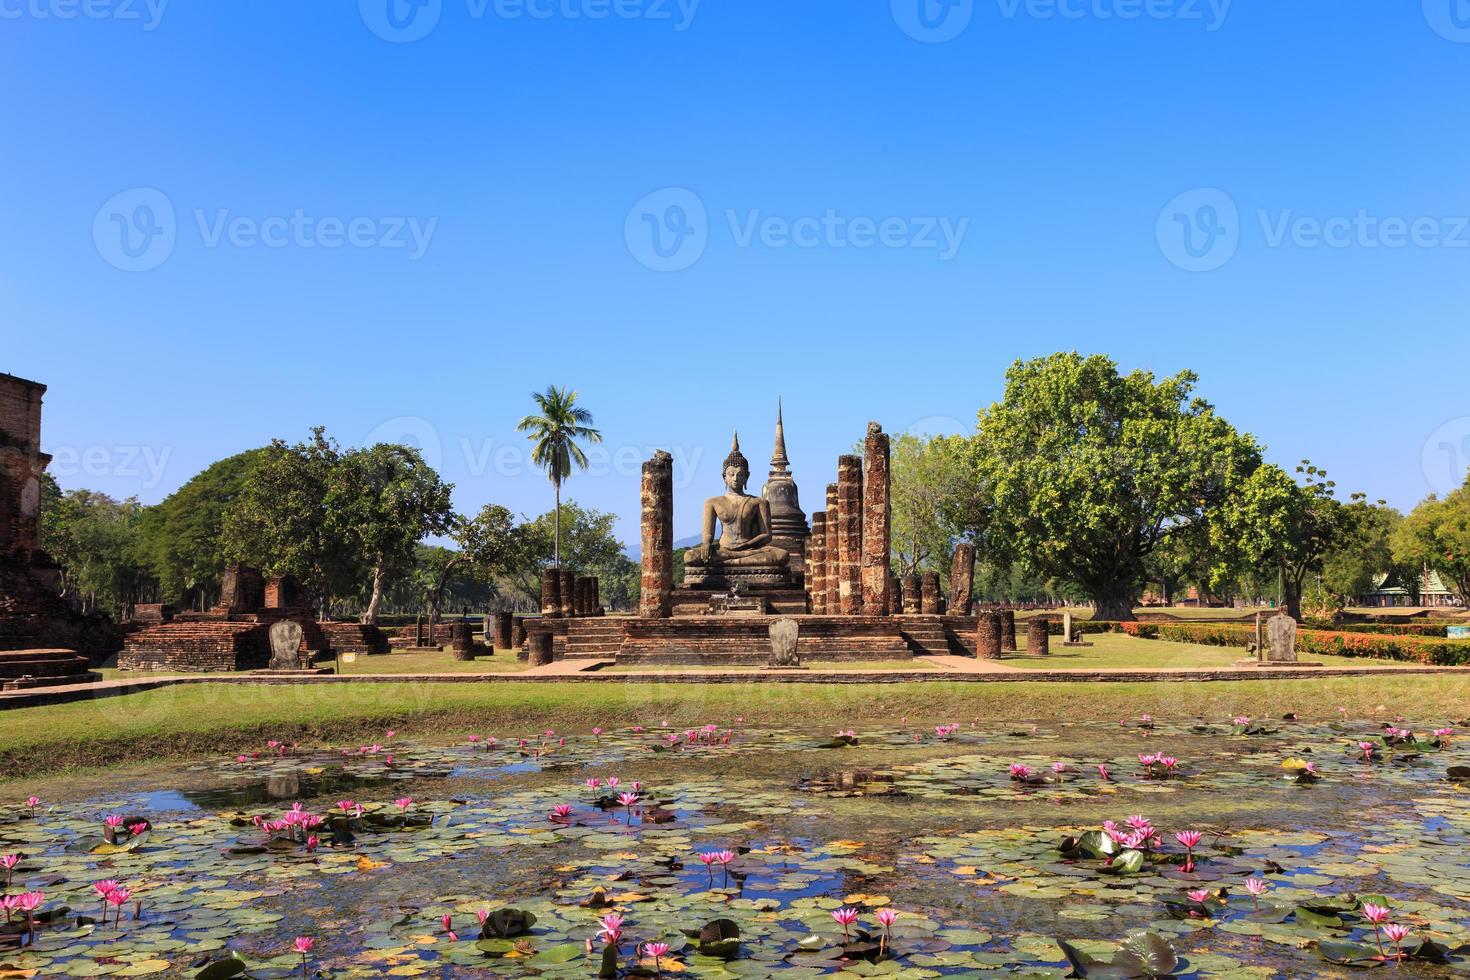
[5,663,1469,709]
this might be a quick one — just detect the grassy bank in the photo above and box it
[3,674,1468,782]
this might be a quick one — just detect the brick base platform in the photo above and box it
[0,648,101,690]
[120,616,389,672]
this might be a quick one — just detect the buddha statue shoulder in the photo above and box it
[684,433,790,568]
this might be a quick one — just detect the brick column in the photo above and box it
[921,573,942,614]
[949,543,976,616]
[823,483,839,615]
[559,569,576,618]
[639,450,674,618]
[1000,610,1017,652]
[540,569,562,619]
[837,455,864,615]
[1028,616,1051,656]
[589,576,601,615]
[861,422,891,615]
[808,512,828,614]
[493,611,513,650]
[512,617,527,647]
[976,611,1002,659]
[901,573,921,614]
[528,631,554,667]
[450,622,475,661]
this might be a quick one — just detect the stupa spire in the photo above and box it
[770,398,790,473]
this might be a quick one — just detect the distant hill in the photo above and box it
[626,533,701,562]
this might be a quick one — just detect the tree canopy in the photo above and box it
[1392,476,1470,607]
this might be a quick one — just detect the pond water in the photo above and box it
[3,717,1470,977]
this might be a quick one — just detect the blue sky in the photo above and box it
[4,1,1470,545]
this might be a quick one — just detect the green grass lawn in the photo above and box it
[1005,631,1374,670]
[95,647,529,681]
[5,670,1470,783]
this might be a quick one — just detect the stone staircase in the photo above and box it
[564,618,626,660]
[616,616,912,667]
[318,623,391,655]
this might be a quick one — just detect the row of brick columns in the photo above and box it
[974,610,1050,659]
[538,569,602,618]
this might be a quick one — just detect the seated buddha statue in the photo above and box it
[684,434,790,573]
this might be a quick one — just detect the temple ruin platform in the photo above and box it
[0,648,102,690]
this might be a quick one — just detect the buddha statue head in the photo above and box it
[722,433,751,495]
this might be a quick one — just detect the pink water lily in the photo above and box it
[1186,889,1209,904]
[1008,763,1032,781]
[1361,902,1391,957]
[1383,923,1411,960]
[1358,741,1378,761]
[550,804,574,822]
[25,796,40,814]
[441,913,458,942]
[831,906,860,943]
[597,911,624,949]
[1244,876,1269,909]
[874,907,899,951]
[1174,830,1203,872]
[618,792,640,825]
[105,886,131,928]
[1097,764,1111,781]
[642,941,672,978]
[293,935,314,974]
[1,854,19,888]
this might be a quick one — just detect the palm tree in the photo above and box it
[517,385,602,568]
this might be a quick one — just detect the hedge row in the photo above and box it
[1304,620,1457,638]
[1119,621,1470,666]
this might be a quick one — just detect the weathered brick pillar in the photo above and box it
[921,573,942,614]
[540,569,562,619]
[574,577,592,617]
[512,617,527,647]
[450,622,476,661]
[494,611,513,650]
[837,455,864,615]
[901,573,921,614]
[528,631,554,667]
[976,610,1002,659]
[590,577,601,615]
[1000,610,1017,652]
[560,569,576,618]
[415,614,425,646]
[639,450,674,618]
[949,543,976,616]
[1028,616,1050,656]
[808,513,828,614]
[861,422,891,615]
[823,483,839,615]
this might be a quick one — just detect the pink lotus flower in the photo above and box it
[393,797,413,813]
[305,835,320,852]
[832,906,860,942]
[585,778,602,791]
[476,909,490,925]
[385,729,395,738]
[1175,830,1202,848]
[1,854,18,888]
[1051,762,1067,774]
[597,911,624,947]
[105,886,131,927]
[1186,889,1208,904]
[642,940,672,977]
[1245,876,1268,908]
[1008,763,1032,781]
[1383,923,1411,959]
[1358,741,1377,761]
[1097,764,1111,781]
[874,907,899,950]
[441,913,458,942]
[104,815,125,829]
[550,804,574,822]
[592,727,603,739]
[468,735,480,743]
[1361,902,1391,957]
[25,797,39,813]
[293,935,314,972]
[713,849,736,866]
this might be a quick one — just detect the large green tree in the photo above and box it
[331,444,454,624]
[956,352,1262,620]
[41,484,152,617]
[888,433,967,577]
[1322,496,1402,606]
[426,503,520,627]
[1392,478,1470,607]
[135,449,266,609]
[1214,461,1344,620]
[517,385,601,568]
[502,501,635,606]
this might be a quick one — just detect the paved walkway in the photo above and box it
[3,656,1465,710]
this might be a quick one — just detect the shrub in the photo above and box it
[1123,620,1470,666]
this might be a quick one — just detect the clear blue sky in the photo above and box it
[4,1,1469,545]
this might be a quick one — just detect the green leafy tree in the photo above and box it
[1322,497,1402,605]
[331,444,454,624]
[427,504,520,627]
[1392,478,1470,607]
[954,352,1261,620]
[221,428,357,609]
[135,449,266,609]
[41,486,152,617]
[1214,461,1344,620]
[517,385,601,568]
[503,501,634,606]
[888,434,967,577]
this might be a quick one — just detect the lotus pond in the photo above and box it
[4,714,1470,978]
